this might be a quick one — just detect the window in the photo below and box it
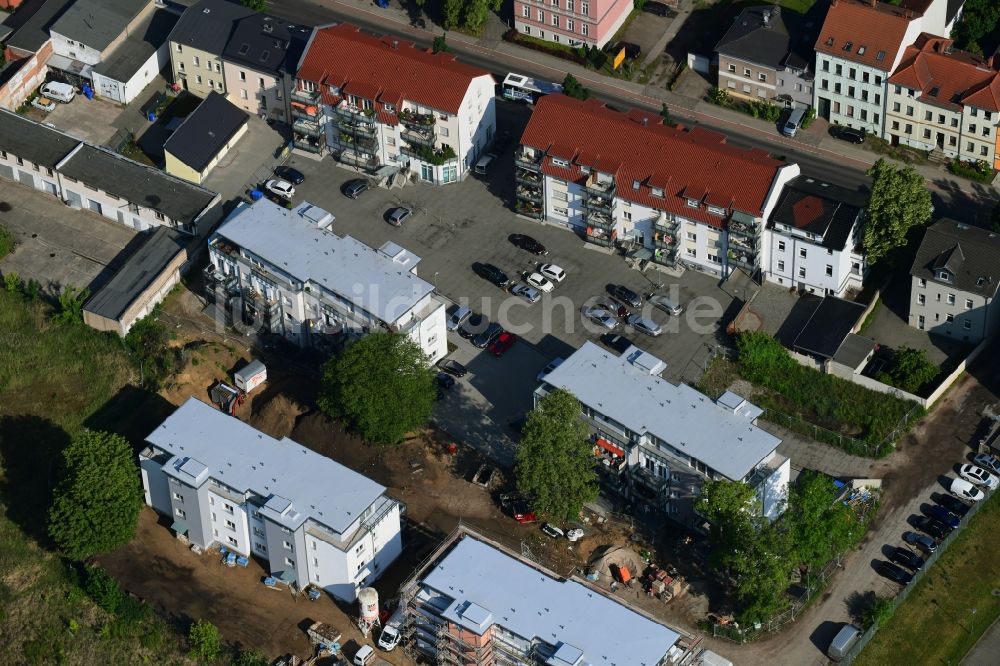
[708,254,721,264]
[950,136,957,147]
[582,23,588,36]
[567,18,574,30]
[224,502,234,513]
[951,117,959,128]
[918,278,926,288]
[777,240,785,252]
[825,265,833,277]
[893,102,901,112]
[946,314,954,323]
[822,60,829,72]
[981,145,989,156]
[917,315,925,329]
[522,5,529,16]
[965,298,973,309]
[195,75,202,84]
[798,267,806,278]
[567,0,573,8]
[925,111,932,121]
[923,129,931,139]
[283,540,293,551]
[581,1,588,14]
[172,492,184,502]
[240,89,248,100]
[175,44,182,52]
[891,121,899,130]
[971,108,978,118]
[967,142,975,151]
[686,248,696,257]
[175,508,186,519]
[862,71,869,83]
[742,67,751,77]
[917,294,925,305]
[284,557,295,567]
[227,536,237,546]
[938,271,951,282]
[799,247,807,259]
[947,293,956,305]
[552,15,559,27]
[225,519,236,530]
[537,9,543,20]
[686,231,697,241]
[728,63,736,73]
[742,83,751,93]
[253,527,265,537]
[835,64,842,76]
[906,106,914,117]
[905,124,912,134]
[777,260,785,271]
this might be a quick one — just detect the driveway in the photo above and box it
[30,95,125,146]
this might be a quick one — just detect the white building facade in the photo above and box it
[140,398,403,602]
[207,199,447,362]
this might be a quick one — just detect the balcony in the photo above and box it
[583,194,613,213]
[728,211,760,240]
[515,199,543,219]
[583,173,616,197]
[399,109,436,129]
[400,143,458,166]
[293,118,324,138]
[585,210,614,229]
[654,213,680,233]
[727,249,757,271]
[334,131,378,155]
[514,150,542,172]
[632,466,669,493]
[401,126,435,147]
[653,229,677,249]
[514,167,541,185]
[585,226,614,247]
[651,247,678,267]
[291,102,321,121]
[332,105,378,132]
[337,150,380,171]
[290,88,320,105]
[728,234,757,254]
[293,138,324,154]
[515,184,542,203]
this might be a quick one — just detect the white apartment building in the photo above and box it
[537,342,790,527]
[765,176,867,296]
[140,398,403,602]
[0,111,219,234]
[812,0,962,136]
[207,198,448,363]
[292,23,496,184]
[516,94,799,279]
[886,34,1000,168]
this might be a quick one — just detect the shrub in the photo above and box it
[0,223,14,258]
[876,347,939,394]
[947,158,994,182]
[862,594,896,629]
[747,100,782,121]
[801,107,817,129]
[189,619,222,662]
[707,87,732,107]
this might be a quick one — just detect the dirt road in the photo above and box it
[707,347,1000,664]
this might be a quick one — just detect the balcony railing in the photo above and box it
[632,466,669,492]
[514,167,541,185]
[654,214,680,233]
[515,200,543,219]
[728,219,759,239]
[291,103,320,120]
[332,105,377,131]
[334,131,378,155]
[514,151,542,172]
[583,174,616,197]
[653,229,677,249]
[583,194,613,213]
[293,118,324,138]
[585,210,614,229]
[291,88,320,105]
[337,150,380,171]
[727,250,757,271]
[515,185,542,203]
[401,127,435,147]
[585,226,613,247]
[399,110,436,129]
[294,139,324,154]
[651,248,677,267]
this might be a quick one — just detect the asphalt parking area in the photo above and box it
[32,95,125,146]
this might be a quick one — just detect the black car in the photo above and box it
[437,359,468,378]
[608,284,642,308]
[925,505,960,529]
[877,561,913,585]
[472,322,503,349]
[459,313,488,339]
[889,547,925,572]
[903,531,937,555]
[600,333,636,354]
[342,178,369,198]
[642,1,675,17]
[273,166,305,185]
[436,372,456,390]
[935,493,971,517]
[915,516,951,540]
[508,234,548,255]
[474,263,510,289]
[832,125,866,144]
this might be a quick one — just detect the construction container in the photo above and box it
[234,360,267,393]
[358,588,379,626]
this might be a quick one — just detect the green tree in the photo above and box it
[562,73,590,100]
[786,471,860,571]
[659,103,672,124]
[861,594,896,629]
[188,619,222,661]
[0,223,13,258]
[462,0,492,32]
[442,0,463,30]
[53,284,90,325]
[4,270,20,293]
[515,389,597,522]
[696,479,760,570]
[48,430,143,560]
[318,332,435,445]
[232,648,269,666]
[124,312,178,389]
[432,34,451,54]
[878,347,939,394]
[953,0,1000,54]
[864,159,933,266]
[239,0,268,11]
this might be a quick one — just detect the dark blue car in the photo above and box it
[926,505,960,528]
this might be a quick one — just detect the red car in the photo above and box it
[500,493,537,523]
[489,331,517,356]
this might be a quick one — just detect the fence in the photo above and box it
[760,404,921,458]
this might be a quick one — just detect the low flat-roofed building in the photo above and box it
[164,91,249,184]
[91,8,180,105]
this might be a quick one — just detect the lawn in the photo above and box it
[854,491,1000,665]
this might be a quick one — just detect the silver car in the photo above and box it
[387,207,412,226]
[511,283,541,303]
[583,306,618,330]
[648,293,683,316]
[627,314,662,336]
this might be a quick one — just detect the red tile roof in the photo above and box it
[297,23,492,115]
[519,95,786,228]
[814,0,918,71]
[890,34,1000,112]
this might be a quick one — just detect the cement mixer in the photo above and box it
[357,587,380,635]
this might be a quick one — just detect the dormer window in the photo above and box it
[551,157,569,168]
[580,165,590,174]
[842,41,853,52]
[328,84,339,94]
[651,187,664,198]
[707,205,725,216]
[825,37,834,47]
[857,46,866,55]
[632,180,641,190]
[686,198,700,208]
[384,103,395,112]
[876,50,885,62]
[937,270,951,282]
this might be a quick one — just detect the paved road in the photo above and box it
[963,616,1000,666]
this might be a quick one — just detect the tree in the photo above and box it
[188,619,222,661]
[4,270,20,294]
[864,159,933,266]
[562,73,590,100]
[515,389,597,522]
[442,0,463,30]
[462,0,492,32]
[659,103,672,124]
[695,480,760,570]
[48,430,143,560]
[232,648,269,666]
[53,284,90,325]
[124,312,179,389]
[786,471,860,571]
[432,34,451,54]
[878,347,939,394]
[0,223,13,258]
[861,594,895,629]
[318,332,435,445]
[239,0,268,11]
[953,0,1000,55]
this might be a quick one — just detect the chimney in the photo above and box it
[392,39,399,49]
[762,9,770,26]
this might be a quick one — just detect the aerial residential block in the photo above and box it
[140,397,403,602]
[206,198,447,362]
[537,341,789,524]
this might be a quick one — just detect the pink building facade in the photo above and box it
[513,0,633,49]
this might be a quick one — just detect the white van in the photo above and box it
[353,644,375,666]
[474,153,496,176]
[41,81,76,103]
[827,623,862,661]
[782,107,807,137]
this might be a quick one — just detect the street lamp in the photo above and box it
[971,607,977,636]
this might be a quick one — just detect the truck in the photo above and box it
[233,359,267,393]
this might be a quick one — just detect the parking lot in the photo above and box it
[26,94,126,146]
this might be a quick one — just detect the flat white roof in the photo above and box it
[422,537,679,665]
[542,342,780,480]
[214,199,434,325]
[146,398,387,533]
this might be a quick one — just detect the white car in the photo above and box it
[525,272,554,293]
[539,263,567,282]
[584,306,618,330]
[950,477,985,502]
[627,314,663,337]
[265,179,295,199]
[536,357,564,382]
[511,283,541,303]
[31,96,56,112]
[959,463,999,490]
[541,523,564,539]
[973,452,1000,476]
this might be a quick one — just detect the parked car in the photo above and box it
[31,96,56,112]
[642,1,675,17]
[511,283,541,303]
[627,314,663,337]
[831,125,866,144]
[959,463,999,489]
[342,178,369,198]
[596,296,629,319]
[459,312,488,339]
[387,206,412,227]
[648,293,684,315]
[489,331,517,357]
[265,179,295,199]
[537,357,564,382]
[600,333,635,354]
[446,305,472,331]
[525,272,554,293]
[273,165,305,184]
[508,233,547,255]
[539,263,566,282]
[925,504,961,529]
[903,531,937,555]
[541,523,565,539]
[473,262,510,289]
[972,452,1000,476]
[914,515,951,540]
[436,373,456,394]
[889,546,925,571]
[437,359,468,378]
[353,645,375,666]
[500,493,536,523]
[377,622,401,651]
[473,322,503,349]
[41,81,75,102]
[935,493,971,517]
[877,561,913,585]
[583,306,619,330]
[608,284,642,308]
[951,477,985,502]
[828,624,862,662]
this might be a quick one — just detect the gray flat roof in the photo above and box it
[168,0,255,55]
[83,226,188,321]
[5,0,75,53]
[163,91,248,172]
[833,333,877,370]
[0,109,79,168]
[93,9,180,83]
[58,144,218,224]
[214,199,434,325]
[421,536,680,665]
[542,342,780,480]
[146,397,388,533]
[51,0,150,52]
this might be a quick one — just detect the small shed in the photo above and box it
[164,91,249,185]
[234,360,267,393]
